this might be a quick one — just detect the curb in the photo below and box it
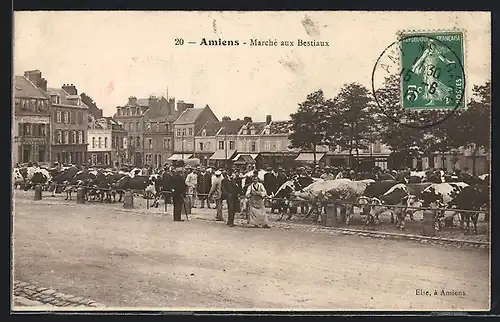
[13,280,106,308]
[16,197,490,250]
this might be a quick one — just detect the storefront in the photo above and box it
[294,152,326,167]
[209,149,237,169]
[232,153,257,171]
[257,152,300,169]
[193,152,214,166]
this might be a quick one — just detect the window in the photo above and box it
[129,136,134,147]
[130,122,133,131]
[117,109,121,116]
[265,141,271,151]
[188,128,193,136]
[229,141,235,150]
[156,122,160,132]
[23,123,31,136]
[56,130,62,144]
[148,138,152,149]
[105,153,109,165]
[126,108,130,116]
[136,136,140,147]
[251,141,256,152]
[70,111,75,124]
[64,131,69,144]
[276,140,282,151]
[77,112,83,125]
[201,129,206,136]
[218,141,224,150]
[136,108,140,115]
[64,112,69,124]
[163,138,167,149]
[121,137,124,148]
[104,137,108,148]
[182,128,186,136]
[147,123,151,131]
[98,137,102,148]
[56,110,62,123]
[373,142,382,153]
[165,123,170,132]
[167,138,171,149]
[199,142,204,151]
[176,129,181,136]
[39,124,46,137]
[71,131,76,144]
[136,122,140,131]
[79,131,84,144]
[112,137,116,149]
[92,137,96,148]
[76,131,80,144]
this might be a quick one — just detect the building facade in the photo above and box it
[48,84,89,165]
[171,104,219,161]
[87,117,127,167]
[114,96,176,166]
[13,71,51,165]
[143,115,175,169]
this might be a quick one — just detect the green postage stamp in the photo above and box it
[399,31,466,110]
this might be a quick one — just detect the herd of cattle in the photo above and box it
[13,165,490,235]
[270,169,490,234]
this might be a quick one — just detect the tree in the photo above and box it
[289,90,330,167]
[456,81,491,175]
[333,83,376,171]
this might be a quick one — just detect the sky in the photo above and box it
[13,11,490,121]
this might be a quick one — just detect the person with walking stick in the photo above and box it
[170,167,187,222]
[222,169,241,227]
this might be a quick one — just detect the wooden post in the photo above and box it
[76,188,86,204]
[123,190,134,209]
[34,185,42,201]
[422,209,436,236]
[325,203,338,227]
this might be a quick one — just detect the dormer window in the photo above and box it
[202,129,207,136]
[127,108,131,116]
[136,107,140,115]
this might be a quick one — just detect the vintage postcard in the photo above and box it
[12,11,491,312]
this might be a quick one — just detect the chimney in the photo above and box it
[177,100,187,115]
[128,96,137,105]
[266,115,272,125]
[62,84,78,95]
[186,103,194,109]
[149,95,159,112]
[24,70,48,92]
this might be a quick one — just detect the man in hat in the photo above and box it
[263,166,278,196]
[170,167,187,221]
[197,166,212,209]
[208,169,224,221]
[222,169,241,227]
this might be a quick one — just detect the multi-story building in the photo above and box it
[48,84,89,165]
[194,122,221,165]
[113,96,175,166]
[143,115,176,169]
[87,116,127,167]
[209,119,246,168]
[170,104,219,162]
[13,70,51,165]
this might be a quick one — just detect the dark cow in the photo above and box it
[48,166,79,197]
[271,179,301,220]
[448,184,489,234]
[364,183,411,228]
[113,175,151,195]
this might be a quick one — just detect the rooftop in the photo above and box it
[14,76,48,99]
[173,108,204,125]
[269,120,293,135]
[198,122,222,136]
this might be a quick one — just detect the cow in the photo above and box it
[293,179,371,224]
[113,175,151,198]
[410,182,470,231]
[270,178,314,220]
[13,168,25,188]
[49,166,79,197]
[363,183,412,229]
[145,174,163,208]
[447,184,489,235]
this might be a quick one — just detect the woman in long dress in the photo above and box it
[245,175,270,228]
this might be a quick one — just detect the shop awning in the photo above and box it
[295,152,326,162]
[233,154,256,164]
[167,154,193,161]
[209,149,237,160]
